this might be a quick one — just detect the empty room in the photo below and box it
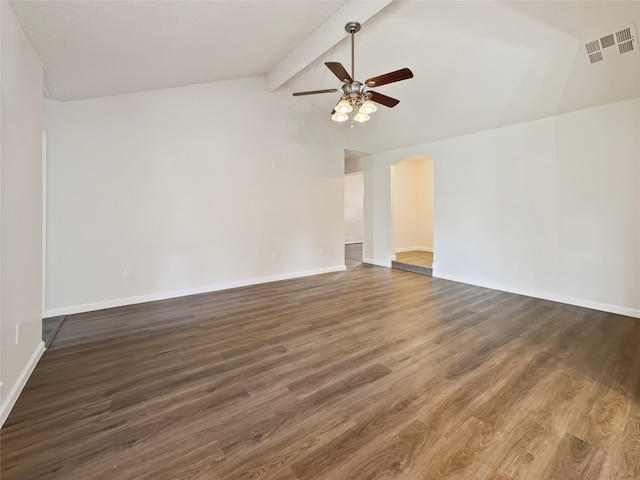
[1,0,639,479]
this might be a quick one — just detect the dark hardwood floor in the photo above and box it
[2,259,640,479]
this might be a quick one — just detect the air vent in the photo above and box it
[585,23,637,64]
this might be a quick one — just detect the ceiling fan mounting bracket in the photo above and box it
[345,22,361,34]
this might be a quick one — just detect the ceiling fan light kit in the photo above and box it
[332,112,349,122]
[336,99,353,114]
[292,21,413,126]
[353,112,370,123]
[360,100,377,114]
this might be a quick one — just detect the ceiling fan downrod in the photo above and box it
[345,21,361,81]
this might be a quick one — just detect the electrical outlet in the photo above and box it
[123,267,133,279]
[271,252,278,261]
[15,322,21,344]
[318,248,324,256]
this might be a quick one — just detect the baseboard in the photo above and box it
[433,272,640,319]
[1,341,45,427]
[363,257,391,268]
[44,265,347,317]
[395,246,434,253]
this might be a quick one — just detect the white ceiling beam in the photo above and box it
[265,0,394,92]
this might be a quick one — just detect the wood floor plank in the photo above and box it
[323,419,446,480]
[219,363,391,458]
[540,433,606,480]
[472,350,558,432]
[486,371,586,480]
[2,259,639,479]
[417,415,497,480]
[290,376,447,480]
[599,400,640,479]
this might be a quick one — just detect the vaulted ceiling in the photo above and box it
[9,0,640,152]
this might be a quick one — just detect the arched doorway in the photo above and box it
[390,156,434,275]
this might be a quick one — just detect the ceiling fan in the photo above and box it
[292,21,413,125]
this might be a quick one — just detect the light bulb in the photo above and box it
[332,112,349,122]
[353,112,370,123]
[359,100,377,114]
[335,99,353,114]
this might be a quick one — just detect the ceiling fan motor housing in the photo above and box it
[342,81,364,96]
[345,22,361,34]
[341,81,370,109]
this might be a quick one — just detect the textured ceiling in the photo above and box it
[9,0,640,151]
[9,0,348,101]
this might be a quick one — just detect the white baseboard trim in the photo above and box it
[1,341,45,427]
[433,272,640,319]
[363,257,391,268]
[395,246,434,253]
[44,265,347,317]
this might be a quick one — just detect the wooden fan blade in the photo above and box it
[292,89,339,96]
[325,62,352,83]
[365,68,413,87]
[368,91,400,108]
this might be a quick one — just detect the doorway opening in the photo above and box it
[390,156,434,276]
[344,171,364,269]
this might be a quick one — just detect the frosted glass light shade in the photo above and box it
[360,100,377,114]
[336,99,353,114]
[332,112,349,122]
[353,112,370,123]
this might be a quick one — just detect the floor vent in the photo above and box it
[585,24,637,64]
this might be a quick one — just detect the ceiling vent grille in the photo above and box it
[585,24,637,64]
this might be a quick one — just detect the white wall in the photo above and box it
[1,2,44,425]
[416,159,434,251]
[43,77,346,315]
[391,161,416,251]
[344,172,363,244]
[391,157,433,252]
[350,98,640,317]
